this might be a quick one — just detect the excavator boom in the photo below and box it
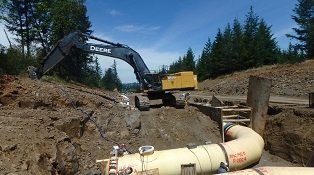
[33,32,150,90]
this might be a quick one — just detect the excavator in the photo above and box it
[28,32,198,111]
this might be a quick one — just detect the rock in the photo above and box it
[120,129,130,139]
[124,111,141,131]
[55,117,82,138]
[132,129,140,135]
[55,140,79,175]
[3,144,17,152]
[21,161,30,171]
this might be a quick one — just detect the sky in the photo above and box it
[0,0,298,83]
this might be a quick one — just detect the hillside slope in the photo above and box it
[199,60,314,98]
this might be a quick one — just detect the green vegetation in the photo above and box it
[101,60,122,91]
[287,0,314,58]
[0,0,121,91]
[0,0,313,90]
[171,3,312,81]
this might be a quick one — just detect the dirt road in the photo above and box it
[190,94,309,105]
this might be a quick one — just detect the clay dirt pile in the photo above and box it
[0,76,222,174]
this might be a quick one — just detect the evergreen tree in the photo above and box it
[254,19,279,65]
[0,44,8,74]
[101,68,115,91]
[169,57,182,73]
[182,47,195,71]
[49,0,93,82]
[231,18,246,71]
[281,42,304,63]
[209,29,224,76]
[220,23,233,74]
[169,48,195,73]
[197,38,211,80]
[31,0,54,54]
[101,61,122,91]
[158,65,168,74]
[112,60,122,91]
[287,0,314,58]
[1,0,35,56]
[243,6,259,68]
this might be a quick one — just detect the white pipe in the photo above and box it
[103,122,265,174]
[216,166,314,175]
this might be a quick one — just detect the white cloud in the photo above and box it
[137,48,180,72]
[115,24,160,34]
[108,9,122,16]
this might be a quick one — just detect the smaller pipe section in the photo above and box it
[216,166,314,175]
[103,122,264,174]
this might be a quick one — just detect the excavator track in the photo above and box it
[135,95,150,111]
[162,92,187,108]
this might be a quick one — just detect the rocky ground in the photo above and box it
[0,76,225,175]
[0,60,313,175]
[198,60,314,98]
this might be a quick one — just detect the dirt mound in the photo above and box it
[265,106,314,166]
[0,77,122,174]
[0,77,222,174]
[199,60,314,98]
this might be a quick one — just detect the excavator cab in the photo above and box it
[144,73,162,91]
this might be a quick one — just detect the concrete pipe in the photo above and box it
[101,122,265,174]
[216,166,314,175]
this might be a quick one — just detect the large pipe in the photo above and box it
[217,166,314,175]
[103,122,264,174]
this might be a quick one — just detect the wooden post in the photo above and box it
[309,92,314,108]
[247,76,271,137]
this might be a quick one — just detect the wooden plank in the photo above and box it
[222,115,240,118]
[223,119,251,122]
[214,105,239,109]
[221,108,251,112]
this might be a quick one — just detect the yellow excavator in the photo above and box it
[28,32,198,110]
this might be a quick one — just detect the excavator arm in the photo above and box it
[31,32,152,90]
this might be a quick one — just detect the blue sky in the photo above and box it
[0,0,298,83]
[87,0,298,83]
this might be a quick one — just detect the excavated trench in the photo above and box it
[265,105,314,166]
[0,76,312,175]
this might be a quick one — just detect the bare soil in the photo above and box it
[0,60,313,174]
[0,76,224,175]
[198,60,314,98]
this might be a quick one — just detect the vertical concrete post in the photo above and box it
[247,76,271,137]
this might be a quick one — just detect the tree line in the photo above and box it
[0,0,122,91]
[169,1,313,81]
[0,0,313,90]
